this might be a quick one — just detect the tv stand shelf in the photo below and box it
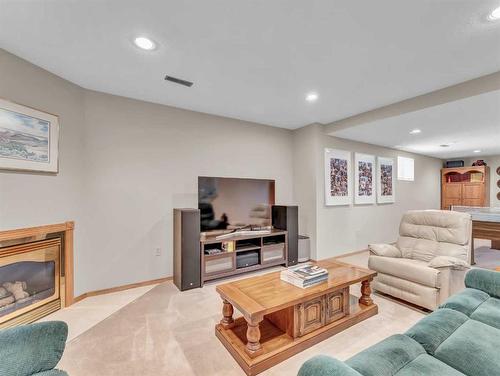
[200,230,288,285]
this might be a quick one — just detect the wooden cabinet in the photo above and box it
[325,288,349,324]
[294,287,350,337]
[295,296,325,337]
[441,166,489,210]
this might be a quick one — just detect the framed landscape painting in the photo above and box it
[324,148,352,206]
[354,153,375,205]
[0,98,59,173]
[377,157,395,203]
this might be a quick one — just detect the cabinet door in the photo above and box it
[463,183,483,199]
[295,296,325,337]
[325,288,349,324]
[442,184,462,209]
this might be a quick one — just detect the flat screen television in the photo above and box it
[198,176,275,232]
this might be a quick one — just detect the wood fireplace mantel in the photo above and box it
[0,222,74,306]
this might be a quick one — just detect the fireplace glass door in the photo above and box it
[0,239,60,325]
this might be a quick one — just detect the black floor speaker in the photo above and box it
[173,208,201,291]
[272,205,298,266]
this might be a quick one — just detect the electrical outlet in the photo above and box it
[155,247,161,256]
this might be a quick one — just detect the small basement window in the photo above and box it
[398,156,414,181]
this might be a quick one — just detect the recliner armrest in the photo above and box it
[0,321,68,376]
[368,243,401,258]
[465,268,500,299]
[428,256,470,270]
[298,355,363,376]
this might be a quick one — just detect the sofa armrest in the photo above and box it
[465,268,500,299]
[368,243,401,258]
[428,256,470,270]
[298,355,363,376]
[0,321,68,376]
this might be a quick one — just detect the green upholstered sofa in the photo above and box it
[298,268,500,376]
[0,321,68,376]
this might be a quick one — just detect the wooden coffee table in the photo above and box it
[215,259,378,375]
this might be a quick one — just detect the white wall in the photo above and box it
[462,156,500,207]
[294,124,442,260]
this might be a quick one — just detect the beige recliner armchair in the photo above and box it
[368,210,472,310]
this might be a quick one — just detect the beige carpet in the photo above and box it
[58,275,424,376]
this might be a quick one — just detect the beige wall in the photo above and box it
[0,49,294,295]
[462,156,500,207]
[79,90,294,293]
[294,124,442,260]
[0,48,442,295]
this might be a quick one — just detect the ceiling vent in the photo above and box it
[164,75,193,87]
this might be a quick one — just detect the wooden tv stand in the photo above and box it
[200,229,288,285]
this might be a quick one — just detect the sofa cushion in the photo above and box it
[369,256,441,288]
[405,308,468,355]
[470,297,500,330]
[465,268,500,299]
[395,354,465,376]
[346,334,425,376]
[440,288,490,316]
[434,319,500,376]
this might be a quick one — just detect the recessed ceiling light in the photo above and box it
[409,129,421,135]
[488,6,500,20]
[440,144,450,148]
[134,36,156,51]
[306,92,319,102]
[473,149,482,153]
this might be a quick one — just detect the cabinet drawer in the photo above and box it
[205,254,234,275]
[295,296,325,337]
[262,244,285,263]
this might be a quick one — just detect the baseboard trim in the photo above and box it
[333,248,368,259]
[73,276,173,304]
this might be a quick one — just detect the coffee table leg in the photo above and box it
[220,299,234,329]
[359,279,374,306]
[245,318,263,357]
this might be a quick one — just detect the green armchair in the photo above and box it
[0,321,68,376]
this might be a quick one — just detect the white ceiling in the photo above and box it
[0,1,500,129]
[331,89,500,159]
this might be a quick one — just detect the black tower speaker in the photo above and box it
[173,208,201,291]
[272,205,298,266]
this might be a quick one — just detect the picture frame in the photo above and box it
[354,153,376,205]
[0,98,59,173]
[324,148,352,206]
[377,157,395,203]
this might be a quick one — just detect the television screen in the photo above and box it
[198,176,275,232]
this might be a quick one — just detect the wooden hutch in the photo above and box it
[441,166,490,210]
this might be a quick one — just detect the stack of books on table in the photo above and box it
[280,263,329,288]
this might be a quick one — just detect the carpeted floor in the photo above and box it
[58,270,424,376]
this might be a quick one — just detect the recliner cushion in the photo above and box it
[470,297,500,330]
[397,210,470,262]
[369,256,441,288]
[440,288,490,316]
[434,319,500,376]
[346,334,425,376]
[395,354,465,376]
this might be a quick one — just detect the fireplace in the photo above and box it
[0,222,74,329]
